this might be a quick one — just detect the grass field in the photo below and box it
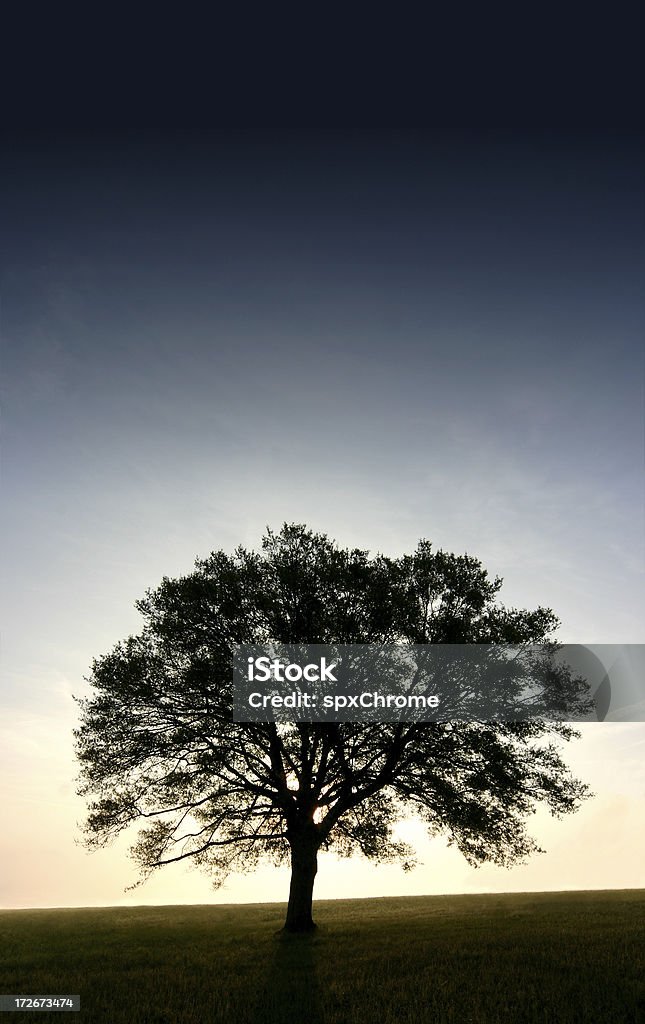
[1,890,643,1023]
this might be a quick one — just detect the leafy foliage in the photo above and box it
[75,523,591,893]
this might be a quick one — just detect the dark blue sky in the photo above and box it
[2,132,642,654]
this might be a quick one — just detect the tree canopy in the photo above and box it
[75,523,591,931]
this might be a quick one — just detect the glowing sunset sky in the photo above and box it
[1,131,643,907]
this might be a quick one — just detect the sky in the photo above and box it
[1,130,643,908]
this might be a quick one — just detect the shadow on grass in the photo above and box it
[253,930,324,1024]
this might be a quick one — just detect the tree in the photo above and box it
[75,523,591,932]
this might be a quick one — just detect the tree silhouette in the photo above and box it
[75,524,591,932]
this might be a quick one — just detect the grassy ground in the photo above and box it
[0,890,643,1023]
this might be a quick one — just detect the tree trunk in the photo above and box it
[283,828,319,933]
